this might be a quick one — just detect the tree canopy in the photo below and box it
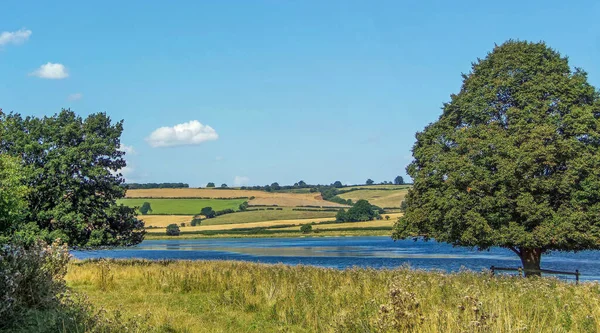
[394,176,404,185]
[0,109,145,247]
[393,41,600,275]
[366,179,374,185]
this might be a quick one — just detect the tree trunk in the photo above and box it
[519,247,542,277]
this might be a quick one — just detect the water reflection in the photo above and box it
[72,237,600,281]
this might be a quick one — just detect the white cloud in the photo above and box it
[0,29,32,46]
[110,165,135,181]
[119,144,136,155]
[67,93,83,101]
[146,120,218,148]
[29,62,69,79]
[234,176,250,186]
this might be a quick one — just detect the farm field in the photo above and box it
[140,215,195,228]
[149,216,337,233]
[200,208,337,225]
[118,198,246,215]
[278,215,401,231]
[338,188,409,208]
[67,259,600,333]
[125,188,347,207]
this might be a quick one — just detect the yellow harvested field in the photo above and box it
[126,188,348,207]
[140,215,194,228]
[278,214,402,230]
[150,217,337,233]
[338,189,409,208]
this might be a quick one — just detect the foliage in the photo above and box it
[139,202,152,215]
[0,109,145,247]
[271,182,281,190]
[220,183,228,188]
[394,176,405,185]
[336,199,381,222]
[206,182,216,188]
[300,224,313,233]
[332,181,343,188]
[393,40,600,275]
[239,201,249,211]
[165,224,180,236]
[190,217,202,226]
[201,206,216,218]
[0,239,70,329]
[0,155,28,243]
[366,179,374,185]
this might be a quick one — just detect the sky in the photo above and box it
[1,1,599,187]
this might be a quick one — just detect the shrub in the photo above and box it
[166,224,180,236]
[0,239,70,329]
[180,222,186,227]
[200,207,215,218]
[385,215,390,220]
[275,207,283,210]
[300,224,312,234]
[139,202,152,215]
[190,217,202,226]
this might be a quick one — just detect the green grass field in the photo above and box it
[67,259,600,332]
[200,208,337,225]
[118,198,246,215]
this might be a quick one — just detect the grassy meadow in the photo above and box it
[118,198,246,215]
[67,259,600,333]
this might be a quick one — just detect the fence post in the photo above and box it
[576,270,580,285]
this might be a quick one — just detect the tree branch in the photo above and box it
[508,246,521,257]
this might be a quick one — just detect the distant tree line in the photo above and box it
[126,183,189,189]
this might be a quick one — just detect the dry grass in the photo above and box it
[338,189,409,208]
[67,259,600,332]
[140,215,195,228]
[151,217,337,232]
[279,215,402,231]
[126,188,347,207]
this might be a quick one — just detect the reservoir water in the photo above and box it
[72,236,600,281]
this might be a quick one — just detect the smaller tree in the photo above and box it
[300,224,312,234]
[264,185,272,192]
[139,202,152,215]
[394,176,404,185]
[271,182,281,191]
[200,207,215,218]
[298,180,307,188]
[385,215,390,220]
[332,181,343,188]
[206,182,216,188]
[366,179,374,185]
[238,202,249,211]
[166,224,180,236]
[335,209,347,222]
[220,183,228,188]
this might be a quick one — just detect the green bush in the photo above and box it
[300,224,313,234]
[166,224,180,236]
[0,239,70,329]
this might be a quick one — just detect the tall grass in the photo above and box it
[66,259,600,332]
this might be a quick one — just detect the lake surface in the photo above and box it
[72,236,600,281]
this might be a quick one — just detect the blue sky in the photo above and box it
[1,1,599,187]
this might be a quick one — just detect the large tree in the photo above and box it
[0,109,145,247]
[393,41,600,276]
[394,176,404,185]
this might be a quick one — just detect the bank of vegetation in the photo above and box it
[67,259,600,332]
